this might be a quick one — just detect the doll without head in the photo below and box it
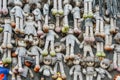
[95,58,112,80]
[69,54,83,80]
[39,55,54,80]
[52,42,66,79]
[24,13,38,43]
[61,28,81,60]
[41,23,59,57]
[0,0,8,15]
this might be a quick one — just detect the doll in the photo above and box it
[28,38,42,72]
[39,55,54,80]
[83,0,93,18]
[24,13,38,43]
[72,0,82,34]
[33,3,44,36]
[0,0,8,15]
[41,24,59,56]
[69,55,83,80]
[62,0,72,33]
[10,0,28,33]
[52,42,66,79]
[82,56,97,80]
[61,28,80,59]
[95,58,112,80]
[84,18,95,42]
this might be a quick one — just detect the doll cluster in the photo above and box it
[0,0,120,80]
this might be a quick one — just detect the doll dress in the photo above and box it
[64,4,72,16]
[66,35,76,46]
[72,7,80,19]
[3,24,12,33]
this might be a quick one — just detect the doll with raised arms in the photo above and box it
[69,55,83,80]
[0,0,8,15]
[24,13,38,43]
[52,42,66,79]
[61,28,80,59]
[41,23,59,56]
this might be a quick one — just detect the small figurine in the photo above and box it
[95,58,112,80]
[61,28,80,59]
[24,13,38,43]
[62,0,72,33]
[83,0,93,18]
[69,55,83,80]
[41,23,59,56]
[0,0,8,15]
[39,55,54,80]
[82,56,97,80]
[52,42,66,79]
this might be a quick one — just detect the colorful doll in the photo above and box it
[0,0,8,15]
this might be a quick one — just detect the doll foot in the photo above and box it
[95,32,100,36]
[37,30,44,36]
[2,58,7,64]
[20,30,24,34]
[0,27,3,33]
[52,74,57,79]
[42,50,48,56]
[65,56,70,60]
[96,51,102,57]
[84,37,90,42]
[114,64,118,69]
[11,77,16,80]
[58,9,64,15]
[61,74,66,79]
[88,12,93,18]
[7,43,13,49]
[62,25,69,33]
[74,28,81,34]
[55,27,61,32]
[89,37,95,42]
[104,45,113,51]
[110,28,117,34]
[100,32,105,38]
[43,25,49,33]
[69,54,75,59]
[83,13,88,19]
[50,51,56,57]
[117,67,120,72]
[101,52,106,57]
[11,21,16,28]
[6,57,12,63]
[24,36,29,42]
[15,28,20,33]
[18,68,24,73]
[1,43,6,49]
[2,8,8,15]
[51,8,58,15]
[34,65,40,72]
[29,37,33,43]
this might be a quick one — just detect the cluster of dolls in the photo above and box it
[0,0,120,80]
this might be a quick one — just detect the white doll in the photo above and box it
[10,0,28,33]
[62,0,72,33]
[83,0,93,18]
[72,0,81,34]
[61,28,80,59]
[32,3,44,36]
[69,55,83,80]
[52,42,66,79]
[41,24,59,56]
[0,0,8,15]
[95,58,112,80]
[82,56,96,80]
[24,13,38,43]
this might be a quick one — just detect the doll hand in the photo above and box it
[69,72,73,75]
[79,45,83,49]
[11,52,18,57]
[56,35,59,39]
[108,75,112,79]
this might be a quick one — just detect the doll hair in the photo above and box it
[54,42,65,52]
[26,13,35,21]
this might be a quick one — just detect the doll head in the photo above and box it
[85,56,95,67]
[54,42,65,53]
[73,55,81,65]
[14,0,23,7]
[24,56,34,67]
[18,38,27,47]
[36,3,41,9]
[43,55,52,65]
[5,18,11,24]
[32,37,39,46]
[68,28,74,34]
[27,13,34,21]
[75,0,81,7]
[100,58,111,69]
[114,32,120,44]
[49,24,55,30]
[63,0,71,5]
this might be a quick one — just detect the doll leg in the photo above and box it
[20,18,24,33]
[89,48,94,57]
[0,0,2,13]
[100,42,106,57]
[65,45,70,60]
[17,75,22,80]
[43,15,49,32]
[84,26,89,41]
[95,19,100,36]
[29,35,33,42]
[24,35,29,41]
[86,75,89,80]
[37,21,44,36]
[2,0,8,15]
[1,32,7,48]
[59,62,66,79]
[100,18,105,38]
[58,0,63,15]
[97,75,101,80]
[96,42,101,56]
[90,26,95,42]
[7,33,13,49]
[55,15,61,32]
[117,54,120,71]
[34,55,40,72]
[2,49,7,64]
[74,18,80,34]
[52,63,58,79]
[42,40,49,56]
[113,52,118,69]
[50,40,56,56]
[52,0,57,15]
[110,18,116,34]
[88,1,93,17]
[74,73,77,80]
[104,35,111,51]
[62,16,69,33]
[6,49,12,63]
[83,1,88,18]
[15,17,20,32]
[18,56,24,72]
[78,72,83,80]
[70,45,74,58]
[84,49,87,57]
[89,75,93,80]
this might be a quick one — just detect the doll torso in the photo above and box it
[43,65,51,76]
[64,4,72,15]
[74,65,81,72]
[13,6,24,18]
[84,0,93,2]
[18,47,27,56]
[3,24,12,33]
[86,67,94,75]
[94,12,101,20]
[85,18,93,27]
[115,44,120,53]
[43,4,49,15]
[33,8,42,21]
[30,46,40,55]
[66,34,76,45]
[104,24,110,35]
[97,67,106,78]
[73,6,80,19]
[83,42,92,51]
[56,53,63,61]
[46,30,55,41]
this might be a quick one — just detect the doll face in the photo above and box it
[27,15,34,21]
[49,24,55,30]
[55,45,62,53]
[100,62,109,69]
[18,39,27,47]
[25,61,32,67]
[73,59,80,64]
[43,58,51,65]
[86,61,94,67]
[32,38,39,46]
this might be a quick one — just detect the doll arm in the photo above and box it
[50,67,54,74]
[79,41,84,48]
[103,16,110,22]
[40,33,46,38]
[15,47,19,55]
[37,47,42,53]
[39,66,44,72]
[34,22,38,28]
[54,32,59,39]
[22,10,28,17]
[60,37,66,42]
[10,7,16,14]
[9,71,13,75]
[27,51,35,56]
[105,70,112,79]
[75,37,80,45]
[71,8,75,14]
[69,66,75,75]
[29,68,34,78]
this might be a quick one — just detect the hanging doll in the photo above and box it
[39,55,54,80]
[83,0,93,18]
[72,0,82,34]
[32,3,44,36]
[24,13,38,43]
[82,56,97,80]
[41,23,59,56]
[0,0,8,15]
[52,42,66,79]
[61,28,80,59]
[95,58,112,80]
[10,0,28,33]
[62,0,72,33]
[69,55,83,80]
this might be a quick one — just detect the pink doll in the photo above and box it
[62,0,72,33]
[61,28,80,59]
[32,3,44,36]
[10,0,28,33]
[24,13,38,43]
[83,0,93,18]
[52,42,66,79]
[41,23,59,56]
[69,55,83,80]
[0,0,8,15]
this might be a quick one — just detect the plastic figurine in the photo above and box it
[39,55,54,80]
[95,58,112,80]
[69,55,83,80]
[0,0,8,15]
[62,0,72,33]
[41,24,59,56]
[82,56,97,80]
[61,28,80,59]
[83,0,93,18]
[10,0,28,33]
[53,72,63,80]
[52,42,66,79]
[24,13,38,43]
